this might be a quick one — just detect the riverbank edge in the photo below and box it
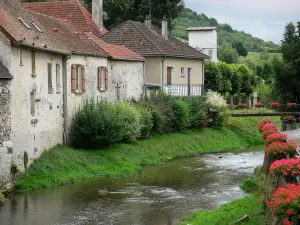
[15,117,266,192]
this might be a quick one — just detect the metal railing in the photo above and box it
[163,84,202,96]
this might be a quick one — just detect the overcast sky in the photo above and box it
[185,0,300,44]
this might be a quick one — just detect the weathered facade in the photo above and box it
[0,0,145,185]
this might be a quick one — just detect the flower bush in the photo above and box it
[255,102,264,108]
[266,184,300,225]
[265,133,288,145]
[270,158,300,176]
[281,115,295,121]
[261,123,278,132]
[270,102,280,109]
[265,141,297,159]
[287,102,297,109]
[258,118,272,133]
[262,129,279,140]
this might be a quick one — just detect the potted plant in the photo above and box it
[270,158,300,184]
[266,141,297,159]
[270,102,280,110]
[262,123,278,132]
[262,129,280,140]
[255,102,264,108]
[266,184,300,225]
[258,118,272,133]
[281,115,297,131]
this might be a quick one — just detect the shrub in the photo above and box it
[266,184,300,225]
[136,106,153,139]
[262,129,279,140]
[240,178,259,193]
[205,91,230,127]
[265,133,288,145]
[265,141,296,159]
[270,158,300,176]
[270,102,280,109]
[71,99,142,148]
[287,102,297,109]
[185,96,206,129]
[255,102,264,108]
[257,118,272,133]
[171,99,191,131]
[237,103,248,109]
[281,115,295,121]
[261,123,278,132]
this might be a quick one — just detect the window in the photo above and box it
[98,66,108,91]
[48,63,53,93]
[71,64,86,93]
[19,47,23,66]
[30,91,35,117]
[31,51,36,76]
[56,64,61,93]
[181,67,185,75]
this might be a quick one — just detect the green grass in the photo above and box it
[240,178,259,193]
[16,117,269,192]
[180,195,264,225]
[246,52,282,61]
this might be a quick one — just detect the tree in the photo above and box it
[204,62,223,92]
[218,43,239,64]
[232,41,248,57]
[260,48,269,60]
[220,24,234,33]
[237,64,257,105]
[229,65,242,108]
[217,62,232,94]
[82,0,184,29]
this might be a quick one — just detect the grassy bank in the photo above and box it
[180,194,264,225]
[17,117,266,192]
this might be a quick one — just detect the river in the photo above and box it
[0,146,264,225]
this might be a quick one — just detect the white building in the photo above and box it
[186,27,218,62]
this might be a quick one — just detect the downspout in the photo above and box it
[161,56,166,90]
[62,55,69,145]
[202,60,205,96]
[143,61,146,98]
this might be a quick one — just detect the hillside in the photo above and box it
[172,8,279,51]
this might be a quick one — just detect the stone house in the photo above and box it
[101,18,210,96]
[0,0,145,185]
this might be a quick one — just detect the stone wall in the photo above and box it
[0,79,12,185]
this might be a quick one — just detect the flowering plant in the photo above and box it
[281,116,295,121]
[270,102,280,109]
[287,103,297,109]
[266,184,300,225]
[265,133,288,145]
[255,102,264,108]
[258,118,272,132]
[270,158,300,176]
[262,129,279,140]
[266,141,296,159]
[261,123,278,132]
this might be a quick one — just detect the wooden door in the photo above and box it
[167,67,172,85]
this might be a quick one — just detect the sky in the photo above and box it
[184,0,300,44]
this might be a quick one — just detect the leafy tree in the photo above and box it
[238,64,257,96]
[232,41,248,57]
[81,0,184,29]
[260,48,269,60]
[218,42,239,64]
[220,24,234,33]
[204,62,222,92]
[209,17,218,26]
[217,62,232,94]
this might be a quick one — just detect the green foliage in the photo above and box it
[185,97,206,129]
[11,164,19,176]
[240,178,259,193]
[136,106,153,138]
[16,117,266,191]
[260,48,269,60]
[237,64,257,95]
[218,42,239,64]
[233,41,248,57]
[172,100,191,131]
[204,61,222,92]
[180,195,264,225]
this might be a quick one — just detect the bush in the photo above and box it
[185,96,206,129]
[240,178,259,193]
[237,103,248,109]
[71,99,142,148]
[136,106,153,138]
[171,100,191,131]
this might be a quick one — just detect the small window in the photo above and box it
[181,67,185,75]
[32,22,41,33]
[18,17,31,30]
[98,67,108,91]
[19,47,23,66]
[31,51,36,76]
[48,63,53,93]
[75,65,82,91]
[30,91,35,117]
[56,64,61,93]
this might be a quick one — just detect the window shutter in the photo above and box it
[105,68,108,90]
[81,65,86,93]
[97,67,101,90]
[71,64,76,93]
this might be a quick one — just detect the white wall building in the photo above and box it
[186,27,218,62]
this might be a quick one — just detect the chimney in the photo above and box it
[92,0,104,31]
[144,15,151,29]
[161,16,168,40]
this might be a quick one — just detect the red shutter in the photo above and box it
[97,67,101,90]
[105,68,108,91]
[71,64,76,93]
[81,65,86,93]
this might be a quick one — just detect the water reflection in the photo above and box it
[0,149,264,225]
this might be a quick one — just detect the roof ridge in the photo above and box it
[130,21,163,54]
[75,1,92,33]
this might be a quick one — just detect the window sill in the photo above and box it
[56,91,61,94]
[20,64,23,67]
[99,89,107,93]
[181,75,186,78]
[48,89,54,94]
[31,118,38,124]
[74,90,83,95]
[31,73,37,77]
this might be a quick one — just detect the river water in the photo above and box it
[0,147,264,225]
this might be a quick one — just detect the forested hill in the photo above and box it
[172,8,279,51]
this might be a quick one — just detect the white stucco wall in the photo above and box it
[188,29,218,62]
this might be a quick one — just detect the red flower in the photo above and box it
[258,119,272,133]
[266,141,296,159]
[262,129,279,140]
[270,158,300,176]
[265,133,288,145]
[287,103,297,109]
[270,102,280,109]
[255,102,264,108]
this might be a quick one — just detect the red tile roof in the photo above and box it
[24,1,107,36]
[85,33,145,61]
[0,0,108,57]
